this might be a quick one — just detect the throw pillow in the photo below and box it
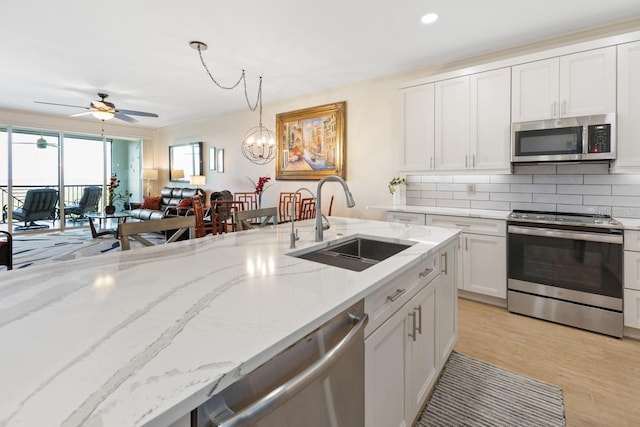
[177,198,192,208]
[141,196,162,210]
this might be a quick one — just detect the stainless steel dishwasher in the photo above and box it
[194,300,367,427]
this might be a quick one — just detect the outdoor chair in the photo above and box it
[12,188,59,231]
[0,230,12,270]
[64,186,102,222]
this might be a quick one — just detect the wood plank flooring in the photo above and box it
[455,298,640,427]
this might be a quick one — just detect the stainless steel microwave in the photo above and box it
[512,113,616,163]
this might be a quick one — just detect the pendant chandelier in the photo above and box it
[190,41,276,165]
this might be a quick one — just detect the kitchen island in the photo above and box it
[0,217,458,426]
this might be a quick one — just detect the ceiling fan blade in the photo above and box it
[34,101,90,110]
[114,112,138,123]
[70,111,93,117]
[116,109,158,118]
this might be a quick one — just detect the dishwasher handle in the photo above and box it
[217,312,369,427]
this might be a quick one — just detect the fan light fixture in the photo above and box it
[36,136,48,149]
[190,40,276,165]
[91,110,115,121]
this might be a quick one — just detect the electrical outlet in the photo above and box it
[467,184,475,193]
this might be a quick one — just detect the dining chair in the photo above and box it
[0,230,12,270]
[278,192,302,223]
[210,200,245,233]
[298,198,316,220]
[118,216,195,250]
[234,192,258,211]
[191,196,214,237]
[234,207,278,230]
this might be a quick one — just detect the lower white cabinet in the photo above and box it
[623,230,640,330]
[425,214,507,300]
[624,289,640,329]
[364,242,457,427]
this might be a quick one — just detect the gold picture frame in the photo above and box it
[276,101,346,180]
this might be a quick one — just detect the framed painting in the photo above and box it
[275,101,346,180]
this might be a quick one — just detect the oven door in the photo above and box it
[508,225,623,300]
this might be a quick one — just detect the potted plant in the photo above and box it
[388,177,407,206]
[106,173,131,214]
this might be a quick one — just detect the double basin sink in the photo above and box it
[290,235,415,272]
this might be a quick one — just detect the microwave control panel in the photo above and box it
[587,124,611,154]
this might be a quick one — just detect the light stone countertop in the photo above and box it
[0,217,458,427]
[368,205,511,221]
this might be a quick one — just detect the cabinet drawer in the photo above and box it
[624,289,640,329]
[387,211,426,225]
[365,252,438,337]
[625,230,640,252]
[425,214,506,237]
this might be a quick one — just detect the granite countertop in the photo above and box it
[0,217,458,426]
[368,205,511,220]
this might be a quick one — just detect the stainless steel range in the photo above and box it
[507,210,623,337]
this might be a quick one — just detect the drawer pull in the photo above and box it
[441,252,448,274]
[408,311,417,342]
[419,267,433,278]
[415,305,422,334]
[387,288,407,302]
[454,223,471,227]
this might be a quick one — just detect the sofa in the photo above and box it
[129,187,205,221]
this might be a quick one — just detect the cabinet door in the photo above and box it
[399,84,435,171]
[559,46,616,117]
[462,233,507,298]
[624,251,640,291]
[435,76,469,170]
[365,304,408,427]
[616,41,640,169]
[436,243,457,370]
[405,282,437,422]
[470,68,511,170]
[512,57,559,122]
[624,289,640,329]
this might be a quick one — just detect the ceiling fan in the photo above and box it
[13,136,58,149]
[35,93,158,123]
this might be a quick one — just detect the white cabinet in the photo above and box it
[615,41,640,169]
[398,84,435,171]
[425,214,507,300]
[512,46,616,122]
[434,69,511,171]
[364,245,456,427]
[624,230,640,330]
[386,211,426,226]
[435,76,469,170]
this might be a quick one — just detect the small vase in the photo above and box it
[105,205,116,215]
[391,184,406,207]
[258,193,262,209]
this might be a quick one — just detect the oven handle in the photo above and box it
[508,225,623,244]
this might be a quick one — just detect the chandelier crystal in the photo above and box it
[190,40,276,164]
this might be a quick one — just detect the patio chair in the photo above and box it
[64,186,102,222]
[12,188,59,231]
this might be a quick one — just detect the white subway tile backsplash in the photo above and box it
[556,163,609,175]
[533,174,583,184]
[557,185,610,195]
[470,200,511,210]
[436,199,470,208]
[511,184,556,194]
[407,173,640,218]
[533,194,582,204]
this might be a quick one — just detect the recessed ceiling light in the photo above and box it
[421,13,439,24]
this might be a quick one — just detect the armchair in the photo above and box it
[0,230,12,270]
[12,188,59,230]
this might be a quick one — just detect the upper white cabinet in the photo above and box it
[615,41,640,170]
[398,84,435,171]
[434,68,511,171]
[512,46,616,122]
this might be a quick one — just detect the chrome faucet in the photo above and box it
[289,187,316,249]
[315,176,356,242]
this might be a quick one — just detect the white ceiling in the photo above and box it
[2,0,640,128]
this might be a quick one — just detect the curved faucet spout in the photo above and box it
[289,187,316,249]
[315,176,356,242]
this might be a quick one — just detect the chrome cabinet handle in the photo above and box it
[465,155,468,168]
[441,252,448,274]
[408,311,417,342]
[562,100,567,116]
[387,288,407,302]
[415,305,422,334]
[217,312,369,426]
[454,223,471,228]
[465,237,468,251]
[472,154,475,167]
[552,101,557,117]
[430,156,433,169]
[419,267,433,278]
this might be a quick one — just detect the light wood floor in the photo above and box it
[455,298,640,427]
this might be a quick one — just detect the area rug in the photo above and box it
[10,228,165,269]
[418,351,566,427]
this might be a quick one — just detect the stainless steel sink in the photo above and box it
[290,236,415,272]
